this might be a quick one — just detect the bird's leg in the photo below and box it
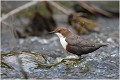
[43,56,86,69]
[78,55,87,63]
[62,55,79,61]
[78,56,83,60]
[62,58,79,61]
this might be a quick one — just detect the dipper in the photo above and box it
[50,27,108,56]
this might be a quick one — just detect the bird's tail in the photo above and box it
[100,43,109,47]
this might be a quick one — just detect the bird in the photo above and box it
[50,27,108,57]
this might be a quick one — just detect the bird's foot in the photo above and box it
[62,58,80,62]
[62,56,86,62]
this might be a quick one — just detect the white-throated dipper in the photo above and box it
[50,27,108,57]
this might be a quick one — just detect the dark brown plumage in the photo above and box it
[50,27,108,56]
[66,34,107,56]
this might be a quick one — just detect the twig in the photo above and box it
[0,1,38,22]
[78,1,112,17]
[16,54,29,79]
[2,21,28,79]
[48,1,73,15]
[1,21,18,39]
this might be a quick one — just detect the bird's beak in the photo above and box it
[49,31,56,34]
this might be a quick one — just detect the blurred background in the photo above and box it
[1,1,119,79]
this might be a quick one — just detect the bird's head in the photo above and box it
[49,27,72,38]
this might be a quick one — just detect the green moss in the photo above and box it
[19,3,51,18]
[105,2,119,8]
[59,1,73,8]
[1,61,14,69]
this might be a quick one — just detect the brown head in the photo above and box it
[50,27,72,38]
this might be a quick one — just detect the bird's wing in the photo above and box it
[66,35,96,47]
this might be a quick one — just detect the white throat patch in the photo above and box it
[55,33,68,49]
